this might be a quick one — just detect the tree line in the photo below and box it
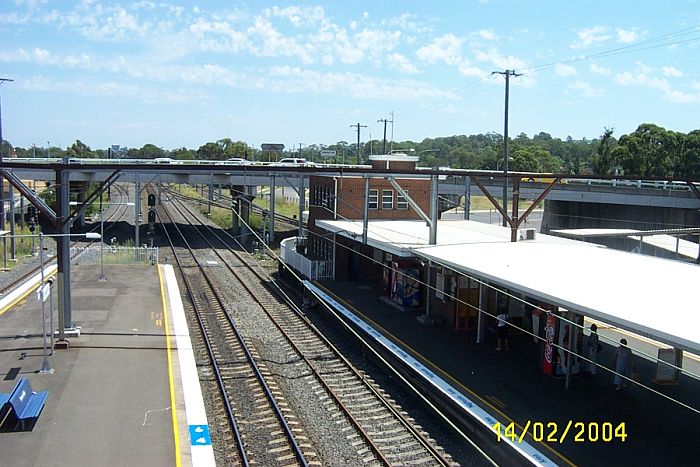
[5,123,700,179]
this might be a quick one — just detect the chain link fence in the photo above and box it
[71,246,159,265]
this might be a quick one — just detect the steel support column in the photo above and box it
[55,164,73,346]
[134,173,140,247]
[9,185,15,259]
[429,174,438,245]
[297,176,305,237]
[362,175,370,244]
[207,174,213,215]
[477,281,486,344]
[464,176,471,220]
[269,175,276,242]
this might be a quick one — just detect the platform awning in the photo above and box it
[412,241,700,354]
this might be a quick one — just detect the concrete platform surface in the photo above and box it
[0,265,178,467]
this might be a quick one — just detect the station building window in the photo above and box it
[369,189,379,210]
[397,190,408,210]
[382,189,394,210]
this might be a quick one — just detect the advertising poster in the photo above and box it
[543,314,557,375]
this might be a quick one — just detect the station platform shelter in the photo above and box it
[300,218,700,464]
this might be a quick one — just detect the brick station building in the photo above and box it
[306,153,431,282]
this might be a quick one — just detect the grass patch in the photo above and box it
[0,226,42,270]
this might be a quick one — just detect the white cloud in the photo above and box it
[568,81,604,98]
[474,47,527,71]
[19,75,210,103]
[189,19,250,54]
[388,53,419,74]
[476,29,497,41]
[662,66,684,78]
[265,66,453,100]
[416,34,464,65]
[264,5,327,28]
[590,63,611,75]
[615,65,700,103]
[247,16,315,64]
[571,26,611,49]
[386,12,431,33]
[457,64,485,78]
[616,27,643,43]
[555,63,577,77]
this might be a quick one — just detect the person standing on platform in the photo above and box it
[611,338,633,390]
[586,323,600,375]
[495,309,510,351]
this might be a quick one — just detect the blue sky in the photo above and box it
[1,0,699,152]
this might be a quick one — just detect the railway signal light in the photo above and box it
[148,209,156,224]
[148,194,156,207]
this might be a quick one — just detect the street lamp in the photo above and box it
[0,231,100,373]
[496,157,513,172]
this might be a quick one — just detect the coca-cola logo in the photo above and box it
[544,320,555,363]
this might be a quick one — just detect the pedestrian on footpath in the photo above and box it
[495,309,510,351]
[586,323,600,375]
[611,338,633,390]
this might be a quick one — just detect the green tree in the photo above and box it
[139,144,165,159]
[617,124,676,177]
[510,147,541,172]
[65,140,96,158]
[676,130,700,179]
[171,147,196,160]
[591,128,617,175]
[197,142,223,160]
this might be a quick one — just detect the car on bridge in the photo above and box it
[275,158,313,167]
[218,158,249,165]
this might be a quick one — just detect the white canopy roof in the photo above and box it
[414,241,700,353]
[552,228,700,260]
[316,219,700,353]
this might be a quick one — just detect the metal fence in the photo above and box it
[71,246,159,265]
[280,237,334,280]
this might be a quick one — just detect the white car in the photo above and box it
[218,158,248,165]
[276,158,312,166]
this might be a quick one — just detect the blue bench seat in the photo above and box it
[1,377,49,431]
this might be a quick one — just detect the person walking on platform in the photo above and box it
[586,323,600,375]
[495,309,510,351]
[611,338,633,390]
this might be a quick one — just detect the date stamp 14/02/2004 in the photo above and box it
[492,421,627,444]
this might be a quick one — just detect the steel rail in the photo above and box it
[169,190,457,466]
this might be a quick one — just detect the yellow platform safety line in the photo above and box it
[314,282,576,467]
[158,265,182,467]
[0,272,57,317]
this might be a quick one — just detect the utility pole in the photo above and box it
[378,118,390,154]
[389,111,395,153]
[0,78,14,233]
[350,122,367,164]
[492,70,522,227]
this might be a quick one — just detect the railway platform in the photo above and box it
[316,278,700,466]
[0,263,213,467]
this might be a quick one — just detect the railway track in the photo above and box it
[0,183,134,297]
[165,185,302,229]
[155,186,461,466]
